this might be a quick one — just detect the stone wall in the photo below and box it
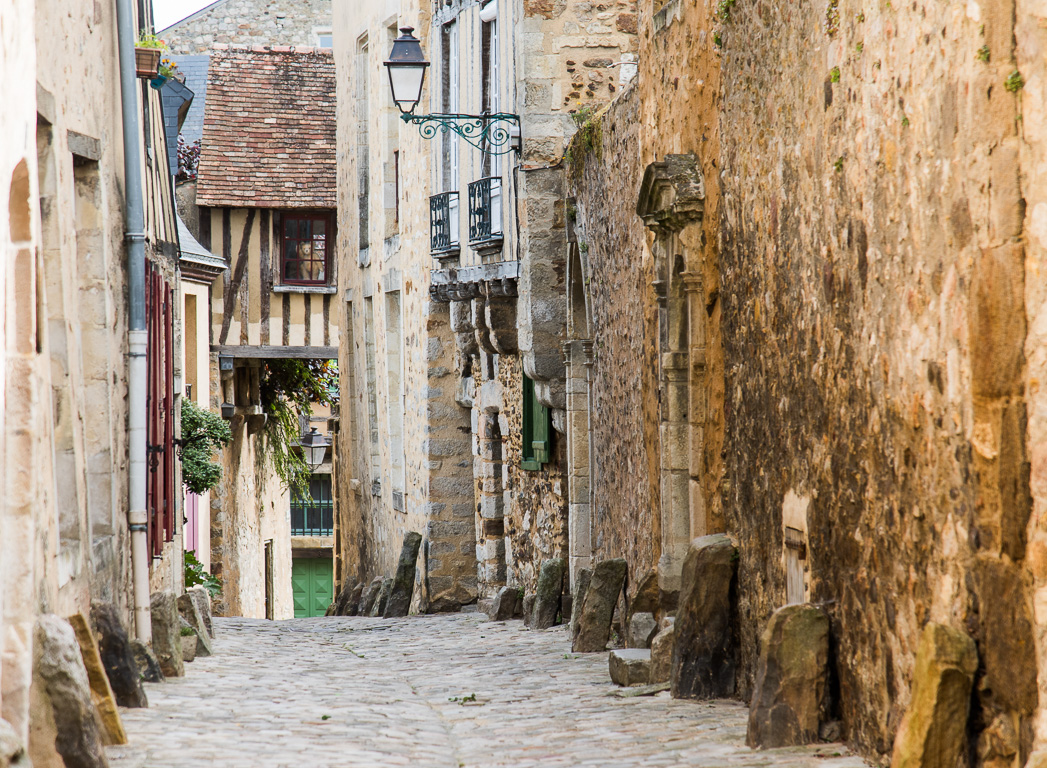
[500,355,569,593]
[566,86,659,591]
[160,0,332,53]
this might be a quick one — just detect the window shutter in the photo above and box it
[532,390,549,464]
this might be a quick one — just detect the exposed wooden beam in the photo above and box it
[211,345,338,359]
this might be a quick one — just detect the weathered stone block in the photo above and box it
[532,558,566,629]
[130,639,164,683]
[522,594,537,627]
[67,613,126,746]
[187,587,215,638]
[630,569,660,615]
[358,577,383,616]
[334,581,364,616]
[177,593,213,657]
[890,623,978,768]
[650,623,674,684]
[490,586,521,621]
[570,567,592,636]
[627,611,658,649]
[370,577,394,617]
[609,649,651,687]
[181,633,198,663]
[150,590,184,678]
[572,558,627,652]
[32,614,109,768]
[384,531,423,618]
[670,534,737,699]
[745,604,830,748]
[89,601,147,708]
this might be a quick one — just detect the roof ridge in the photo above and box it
[211,43,333,55]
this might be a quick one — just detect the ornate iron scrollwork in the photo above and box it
[401,112,521,155]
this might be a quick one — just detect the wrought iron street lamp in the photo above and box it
[300,427,329,471]
[384,26,521,155]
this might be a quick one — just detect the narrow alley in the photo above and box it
[107,615,865,768]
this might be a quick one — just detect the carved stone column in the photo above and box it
[563,339,594,589]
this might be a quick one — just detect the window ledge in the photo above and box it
[521,459,542,472]
[272,284,337,294]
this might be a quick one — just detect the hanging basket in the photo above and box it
[135,47,162,78]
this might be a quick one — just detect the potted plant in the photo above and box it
[150,57,179,89]
[135,32,165,78]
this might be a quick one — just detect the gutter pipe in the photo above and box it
[115,0,152,642]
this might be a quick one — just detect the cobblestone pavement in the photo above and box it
[107,614,870,768]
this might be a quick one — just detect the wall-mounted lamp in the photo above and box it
[384,26,521,155]
[300,427,330,471]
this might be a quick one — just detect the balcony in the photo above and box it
[468,176,503,254]
[430,191,460,257]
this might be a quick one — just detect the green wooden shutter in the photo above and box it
[521,374,550,470]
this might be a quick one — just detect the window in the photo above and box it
[522,374,551,471]
[315,29,333,48]
[280,213,330,285]
[290,474,334,536]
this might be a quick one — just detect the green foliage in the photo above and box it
[855,41,864,53]
[260,359,337,498]
[136,32,166,49]
[716,0,737,22]
[829,66,841,83]
[565,107,603,180]
[833,156,844,172]
[714,32,723,47]
[976,45,990,63]
[901,115,910,127]
[180,626,196,637]
[180,399,231,494]
[184,550,222,597]
[1005,69,1024,93]
[824,0,840,35]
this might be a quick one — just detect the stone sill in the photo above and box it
[272,284,337,294]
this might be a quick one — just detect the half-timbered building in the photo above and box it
[195,45,339,619]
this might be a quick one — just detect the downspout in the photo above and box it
[116,0,151,642]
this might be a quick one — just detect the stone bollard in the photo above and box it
[150,590,184,678]
[177,593,213,657]
[384,532,423,618]
[746,604,830,748]
[570,567,592,636]
[572,559,627,652]
[890,622,978,768]
[671,534,738,699]
[490,586,521,621]
[532,558,566,629]
[358,577,383,616]
[371,577,394,617]
[67,613,127,746]
[187,587,215,638]
[90,601,148,708]
[32,615,109,768]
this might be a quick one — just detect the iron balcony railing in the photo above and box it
[468,176,503,244]
[430,191,460,253]
[290,498,333,536]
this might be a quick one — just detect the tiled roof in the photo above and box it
[196,46,336,208]
[170,55,210,146]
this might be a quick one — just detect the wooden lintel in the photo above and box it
[211,345,338,360]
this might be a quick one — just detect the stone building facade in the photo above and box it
[1,0,186,760]
[159,0,333,53]
[560,0,1047,763]
[332,0,635,612]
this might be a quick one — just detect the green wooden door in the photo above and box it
[292,557,333,618]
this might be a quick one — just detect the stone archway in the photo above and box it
[636,154,706,592]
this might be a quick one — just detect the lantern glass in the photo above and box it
[300,427,328,470]
[384,26,430,114]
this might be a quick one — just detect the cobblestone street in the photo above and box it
[107,614,869,768]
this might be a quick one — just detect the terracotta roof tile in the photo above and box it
[196,47,336,208]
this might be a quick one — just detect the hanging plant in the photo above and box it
[259,359,338,498]
[180,399,232,494]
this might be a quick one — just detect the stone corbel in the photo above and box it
[483,281,518,355]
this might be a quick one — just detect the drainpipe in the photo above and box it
[116,0,151,642]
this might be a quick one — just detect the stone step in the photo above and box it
[609,649,651,687]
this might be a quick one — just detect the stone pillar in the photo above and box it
[423,299,478,612]
[563,339,593,590]
[682,270,708,538]
[659,352,691,591]
[475,411,507,597]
